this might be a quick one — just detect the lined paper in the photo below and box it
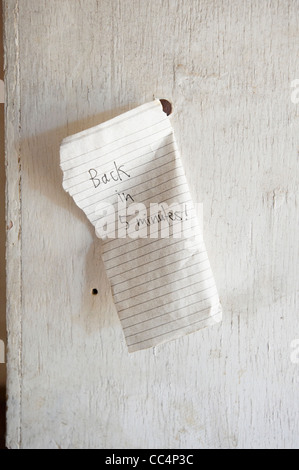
[60,100,222,352]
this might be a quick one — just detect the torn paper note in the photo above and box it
[60,100,222,352]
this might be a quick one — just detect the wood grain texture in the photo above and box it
[4,0,22,449]
[5,0,299,449]
[0,0,7,400]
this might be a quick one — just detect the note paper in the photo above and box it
[60,100,222,352]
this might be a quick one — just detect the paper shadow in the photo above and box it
[20,105,136,334]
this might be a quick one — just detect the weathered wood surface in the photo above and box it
[5,0,299,449]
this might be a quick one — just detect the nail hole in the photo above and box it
[160,99,172,116]
[92,288,98,296]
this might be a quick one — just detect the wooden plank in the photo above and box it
[4,0,22,449]
[0,0,6,450]
[5,0,299,449]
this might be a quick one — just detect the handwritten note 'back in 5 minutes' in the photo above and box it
[60,100,222,352]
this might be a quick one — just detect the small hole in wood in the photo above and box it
[92,288,98,296]
[160,99,172,116]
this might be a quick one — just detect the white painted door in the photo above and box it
[5,0,299,449]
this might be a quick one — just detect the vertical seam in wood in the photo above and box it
[16,0,22,449]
